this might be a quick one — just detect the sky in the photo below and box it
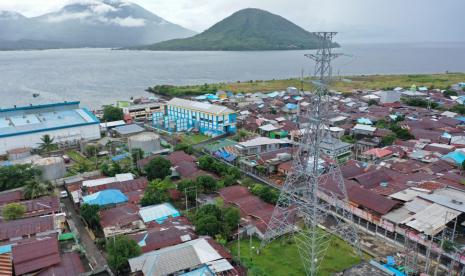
[1,0,464,43]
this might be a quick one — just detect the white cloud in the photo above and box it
[109,16,145,27]
[90,3,117,14]
[46,11,92,22]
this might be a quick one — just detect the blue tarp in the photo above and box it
[285,103,298,110]
[442,132,452,139]
[180,265,214,276]
[111,152,130,162]
[82,189,128,206]
[357,117,373,125]
[0,244,12,254]
[456,116,465,122]
[442,151,465,165]
[382,264,406,276]
[215,149,236,162]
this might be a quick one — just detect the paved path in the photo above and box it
[62,197,108,271]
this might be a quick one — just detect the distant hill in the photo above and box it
[0,0,195,50]
[135,8,335,51]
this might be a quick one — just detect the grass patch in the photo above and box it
[181,133,210,145]
[147,73,465,96]
[228,235,362,276]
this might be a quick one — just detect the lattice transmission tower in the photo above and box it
[260,32,361,276]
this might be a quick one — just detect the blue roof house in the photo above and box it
[357,117,373,125]
[138,203,180,224]
[82,189,128,206]
[442,151,465,165]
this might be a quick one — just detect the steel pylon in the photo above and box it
[260,32,361,276]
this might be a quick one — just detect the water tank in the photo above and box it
[34,157,66,181]
[128,132,161,155]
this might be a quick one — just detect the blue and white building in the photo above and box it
[153,98,237,136]
[0,102,100,154]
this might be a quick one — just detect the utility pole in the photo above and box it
[260,32,360,276]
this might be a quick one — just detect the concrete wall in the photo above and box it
[0,124,101,155]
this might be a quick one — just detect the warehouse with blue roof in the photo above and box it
[0,102,101,154]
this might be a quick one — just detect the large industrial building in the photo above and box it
[153,98,237,136]
[0,102,100,154]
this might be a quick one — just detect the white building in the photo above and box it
[379,90,401,104]
[0,102,101,155]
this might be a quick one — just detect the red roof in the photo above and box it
[347,185,399,215]
[36,252,85,276]
[1,196,60,219]
[99,203,140,228]
[129,226,197,253]
[363,148,393,158]
[0,191,22,206]
[0,216,55,241]
[87,177,148,194]
[12,237,60,275]
[165,151,197,167]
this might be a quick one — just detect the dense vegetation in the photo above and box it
[146,73,465,97]
[0,164,42,191]
[146,83,217,97]
[138,8,331,51]
[107,236,141,275]
[80,203,100,230]
[193,204,240,238]
[140,178,172,207]
[2,203,26,221]
[102,105,124,122]
[198,155,241,186]
[144,157,172,180]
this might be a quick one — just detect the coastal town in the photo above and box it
[1,78,465,276]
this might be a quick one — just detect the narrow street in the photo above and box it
[62,197,108,271]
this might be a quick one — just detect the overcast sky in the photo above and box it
[1,0,464,43]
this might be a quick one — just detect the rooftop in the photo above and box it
[0,102,99,138]
[167,98,234,115]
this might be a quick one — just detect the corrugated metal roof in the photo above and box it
[403,203,460,235]
[139,203,180,223]
[12,237,60,275]
[0,252,12,276]
[0,216,54,241]
[167,98,234,115]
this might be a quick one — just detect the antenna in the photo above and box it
[260,32,360,276]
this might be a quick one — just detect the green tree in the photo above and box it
[23,179,54,199]
[39,134,58,153]
[131,148,144,165]
[107,235,141,275]
[140,179,170,206]
[381,134,397,146]
[443,89,458,98]
[80,203,100,230]
[222,207,240,231]
[102,105,124,122]
[100,161,123,177]
[367,99,378,106]
[144,157,171,180]
[251,184,279,204]
[196,175,217,193]
[195,215,222,236]
[198,155,215,170]
[177,179,198,201]
[0,164,41,191]
[174,143,194,154]
[195,204,222,221]
[451,104,465,115]
[84,144,100,157]
[2,203,26,221]
[389,124,414,140]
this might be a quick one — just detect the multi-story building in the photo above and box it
[0,102,100,155]
[122,102,163,122]
[153,98,237,136]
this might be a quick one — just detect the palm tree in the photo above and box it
[39,134,58,153]
[24,179,54,199]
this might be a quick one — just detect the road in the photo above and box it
[62,197,108,271]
